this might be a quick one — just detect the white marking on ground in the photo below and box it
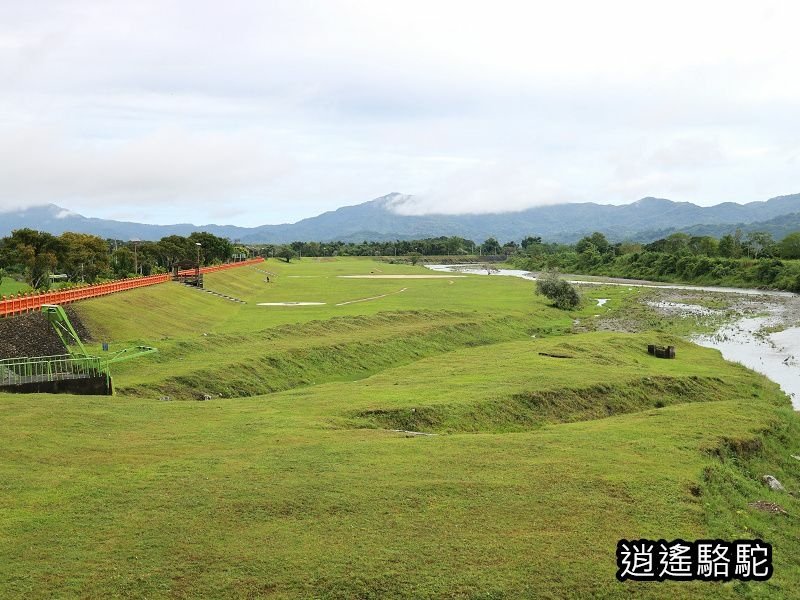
[338,275,466,279]
[257,302,327,306]
[336,288,408,306]
[597,298,608,306]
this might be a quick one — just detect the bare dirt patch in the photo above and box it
[748,501,788,515]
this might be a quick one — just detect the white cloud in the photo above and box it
[0,127,293,212]
[0,0,799,223]
[391,163,572,215]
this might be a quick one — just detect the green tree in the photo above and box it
[60,232,110,283]
[0,228,65,289]
[744,231,774,259]
[521,236,542,249]
[445,236,465,255]
[688,236,718,256]
[577,242,601,270]
[662,233,691,254]
[156,235,193,269]
[535,270,580,310]
[408,251,422,266]
[481,237,500,255]
[111,247,136,277]
[718,229,744,258]
[617,242,643,255]
[576,232,611,255]
[276,247,297,263]
[188,232,233,265]
[778,232,800,259]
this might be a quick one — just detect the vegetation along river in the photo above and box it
[427,264,800,410]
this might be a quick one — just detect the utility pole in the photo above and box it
[133,241,139,275]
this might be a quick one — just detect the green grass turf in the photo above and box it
[73,259,585,398]
[1,258,798,598]
[0,277,31,297]
[75,258,576,339]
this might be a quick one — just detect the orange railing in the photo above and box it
[0,258,264,317]
[176,257,264,276]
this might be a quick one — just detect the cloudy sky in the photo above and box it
[1,0,798,225]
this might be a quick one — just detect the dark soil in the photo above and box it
[748,501,788,515]
[0,306,92,358]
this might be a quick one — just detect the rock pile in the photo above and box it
[0,307,91,358]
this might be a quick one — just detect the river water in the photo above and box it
[426,264,796,297]
[427,264,800,409]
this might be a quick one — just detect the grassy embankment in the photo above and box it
[75,259,580,398]
[512,252,800,293]
[0,258,798,598]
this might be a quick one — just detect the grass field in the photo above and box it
[0,277,31,296]
[1,258,798,598]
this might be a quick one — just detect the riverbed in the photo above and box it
[427,263,800,409]
[694,311,800,410]
[426,264,796,297]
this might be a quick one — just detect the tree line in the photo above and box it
[513,230,800,292]
[4,226,799,293]
[0,229,241,290]
[0,231,504,289]
[256,236,515,260]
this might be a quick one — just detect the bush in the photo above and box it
[536,271,581,310]
[276,247,297,263]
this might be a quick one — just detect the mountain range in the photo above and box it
[1,192,800,244]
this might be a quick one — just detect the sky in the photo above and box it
[0,0,799,225]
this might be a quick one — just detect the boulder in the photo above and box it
[762,475,785,492]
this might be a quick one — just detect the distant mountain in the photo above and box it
[636,211,800,242]
[1,192,799,243]
[0,205,254,241]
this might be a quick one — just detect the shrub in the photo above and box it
[536,271,581,310]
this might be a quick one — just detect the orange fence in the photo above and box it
[0,258,264,318]
[176,258,264,276]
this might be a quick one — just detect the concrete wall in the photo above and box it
[0,375,113,395]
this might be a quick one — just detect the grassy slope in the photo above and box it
[0,277,31,296]
[75,258,565,340]
[73,261,580,398]
[1,258,798,598]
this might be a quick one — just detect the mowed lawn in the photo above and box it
[0,277,31,297]
[75,258,576,341]
[1,258,798,598]
[71,259,625,399]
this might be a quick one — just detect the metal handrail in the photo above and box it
[0,354,105,386]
